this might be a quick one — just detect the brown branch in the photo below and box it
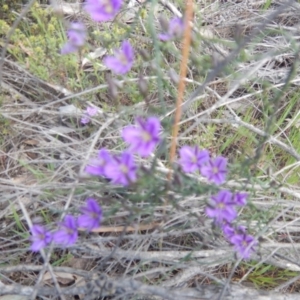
[168,0,194,179]
[78,222,162,233]
[1,276,300,300]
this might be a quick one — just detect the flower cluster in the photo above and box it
[206,190,257,259]
[61,2,186,73]
[85,116,161,185]
[30,198,102,251]
[55,4,257,261]
[61,0,135,75]
[223,223,257,260]
[178,145,227,185]
[30,111,257,259]
[179,145,256,259]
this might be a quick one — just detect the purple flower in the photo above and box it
[231,233,257,260]
[206,190,237,224]
[61,22,86,54]
[85,148,113,177]
[53,215,78,246]
[30,225,52,252]
[159,17,184,41]
[85,0,123,22]
[222,223,246,243]
[201,156,228,185]
[122,117,161,157]
[78,198,102,231]
[233,192,248,206]
[103,40,134,75]
[105,152,137,186]
[178,146,209,173]
[81,106,98,124]
[222,223,235,239]
[81,116,90,125]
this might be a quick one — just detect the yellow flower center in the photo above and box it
[90,212,97,219]
[102,0,113,13]
[120,164,128,174]
[242,240,248,247]
[212,166,219,174]
[217,202,225,210]
[65,227,74,234]
[117,52,128,65]
[142,131,151,142]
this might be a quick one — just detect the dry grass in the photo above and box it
[0,0,300,299]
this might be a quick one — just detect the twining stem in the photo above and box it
[168,0,194,180]
[78,222,162,233]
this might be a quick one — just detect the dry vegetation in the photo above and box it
[0,0,300,299]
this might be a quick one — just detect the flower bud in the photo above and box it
[106,75,119,100]
[138,74,148,97]
[138,48,150,61]
[158,15,169,32]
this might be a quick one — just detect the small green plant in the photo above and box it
[240,262,299,289]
